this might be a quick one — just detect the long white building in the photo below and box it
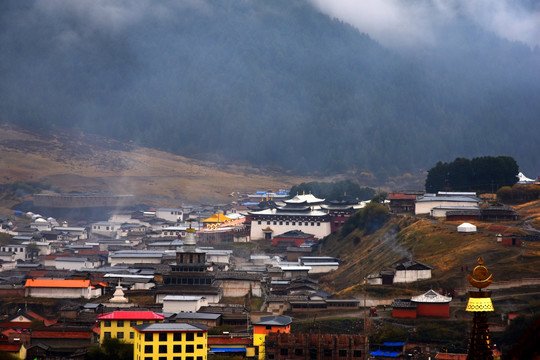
[415,193,481,215]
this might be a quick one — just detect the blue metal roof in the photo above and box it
[210,348,246,352]
[371,350,401,357]
[383,342,406,346]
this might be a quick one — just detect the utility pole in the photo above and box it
[363,276,368,360]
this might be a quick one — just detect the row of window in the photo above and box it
[258,221,321,227]
[138,356,202,360]
[170,266,205,272]
[1,247,24,252]
[142,344,204,354]
[143,332,203,342]
[103,320,151,327]
[162,231,184,236]
[103,331,134,339]
[164,277,212,285]
[93,225,115,230]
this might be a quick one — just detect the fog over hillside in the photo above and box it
[309,0,540,49]
[1,0,539,178]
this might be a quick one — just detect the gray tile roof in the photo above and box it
[254,315,292,326]
[175,313,221,320]
[134,322,208,332]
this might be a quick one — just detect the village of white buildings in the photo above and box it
[0,189,523,359]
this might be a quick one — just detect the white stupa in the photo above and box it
[107,280,129,305]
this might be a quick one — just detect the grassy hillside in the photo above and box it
[0,124,314,213]
[319,202,540,295]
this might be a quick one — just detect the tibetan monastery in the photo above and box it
[248,193,331,241]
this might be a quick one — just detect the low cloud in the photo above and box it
[308,0,540,49]
[33,0,211,34]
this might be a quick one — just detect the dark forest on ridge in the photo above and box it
[1,0,539,178]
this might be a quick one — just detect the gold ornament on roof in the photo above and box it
[467,257,493,289]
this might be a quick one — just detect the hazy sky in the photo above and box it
[1,0,538,175]
[308,0,540,49]
[10,0,540,50]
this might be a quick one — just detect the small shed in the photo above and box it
[457,222,477,233]
[498,233,522,246]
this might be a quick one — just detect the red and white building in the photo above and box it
[412,290,452,318]
[393,289,452,318]
[248,194,331,241]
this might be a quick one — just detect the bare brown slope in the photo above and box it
[319,209,540,296]
[0,124,313,207]
[319,216,416,294]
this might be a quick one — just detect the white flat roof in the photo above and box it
[279,265,312,271]
[163,295,205,301]
[104,274,155,279]
[301,262,339,266]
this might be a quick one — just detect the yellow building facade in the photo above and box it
[252,315,292,360]
[133,323,208,360]
[98,311,165,344]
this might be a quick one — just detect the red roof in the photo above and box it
[44,252,72,260]
[435,353,467,360]
[389,193,417,200]
[1,329,17,336]
[25,279,90,288]
[98,311,165,321]
[208,337,252,345]
[0,344,21,352]
[32,330,91,339]
[0,322,30,329]
[26,311,46,321]
[78,250,107,255]
[27,270,48,277]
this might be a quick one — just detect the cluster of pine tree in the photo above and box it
[497,185,540,204]
[424,156,518,193]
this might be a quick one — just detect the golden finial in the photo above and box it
[468,257,493,289]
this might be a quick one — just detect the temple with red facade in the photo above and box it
[392,289,452,319]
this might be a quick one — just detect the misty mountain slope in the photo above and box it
[319,212,540,295]
[0,124,314,205]
[1,0,539,178]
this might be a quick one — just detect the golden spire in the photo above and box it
[466,257,495,359]
[467,257,493,289]
[466,257,494,312]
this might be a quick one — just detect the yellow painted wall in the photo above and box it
[133,330,207,360]
[100,319,161,344]
[17,345,26,360]
[253,333,266,360]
